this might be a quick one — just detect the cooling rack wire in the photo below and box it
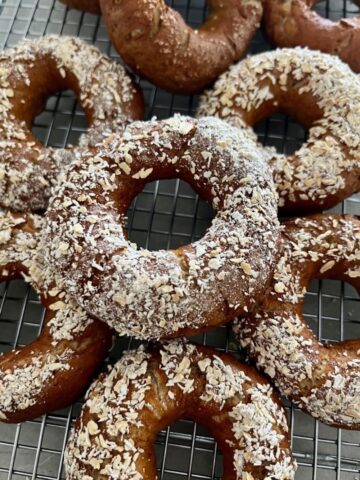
[0,0,359,478]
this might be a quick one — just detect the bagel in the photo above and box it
[44,115,280,340]
[198,48,360,213]
[99,0,263,94]
[0,211,112,423]
[0,35,144,211]
[65,341,297,480]
[264,0,360,73]
[234,214,360,429]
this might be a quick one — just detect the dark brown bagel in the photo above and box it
[198,48,360,214]
[234,214,360,429]
[0,35,144,212]
[65,341,297,480]
[99,0,263,94]
[44,115,280,340]
[0,212,113,423]
[58,0,100,14]
[264,0,360,73]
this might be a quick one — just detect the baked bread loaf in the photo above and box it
[99,0,263,94]
[0,35,144,211]
[198,48,360,213]
[0,211,112,423]
[44,115,280,340]
[234,214,360,429]
[264,0,360,73]
[65,341,297,479]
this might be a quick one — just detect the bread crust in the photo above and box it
[0,212,113,423]
[100,0,263,94]
[234,214,360,429]
[264,0,360,73]
[44,115,280,340]
[65,341,296,480]
[0,35,144,211]
[198,48,360,214]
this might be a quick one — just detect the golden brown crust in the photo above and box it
[65,341,297,480]
[0,35,144,211]
[0,212,113,423]
[234,214,360,429]
[44,115,280,340]
[198,48,360,214]
[58,0,100,14]
[99,0,263,94]
[264,0,360,73]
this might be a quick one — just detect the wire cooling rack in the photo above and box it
[0,0,359,479]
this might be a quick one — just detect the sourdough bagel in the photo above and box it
[0,35,143,211]
[198,48,360,213]
[264,0,360,73]
[65,341,297,479]
[0,212,112,423]
[44,115,280,340]
[234,214,360,429]
[99,0,263,94]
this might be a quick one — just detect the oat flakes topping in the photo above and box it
[0,35,142,211]
[0,212,103,420]
[65,341,296,479]
[44,115,280,340]
[234,214,360,428]
[198,48,360,211]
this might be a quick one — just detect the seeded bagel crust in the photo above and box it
[198,48,360,213]
[65,341,297,480]
[0,35,143,211]
[234,214,360,429]
[44,115,280,340]
[0,212,112,423]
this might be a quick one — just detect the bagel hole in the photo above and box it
[254,113,309,155]
[314,0,359,21]
[0,279,44,354]
[155,419,223,478]
[32,89,87,148]
[126,179,215,251]
[165,0,208,28]
[303,279,359,343]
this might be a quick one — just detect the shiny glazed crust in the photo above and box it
[198,48,360,214]
[234,214,360,429]
[44,115,280,340]
[65,341,297,480]
[264,0,360,73]
[0,35,144,211]
[0,212,113,423]
[99,0,263,94]
[59,0,100,14]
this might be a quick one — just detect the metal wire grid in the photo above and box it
[0,0,359,479]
